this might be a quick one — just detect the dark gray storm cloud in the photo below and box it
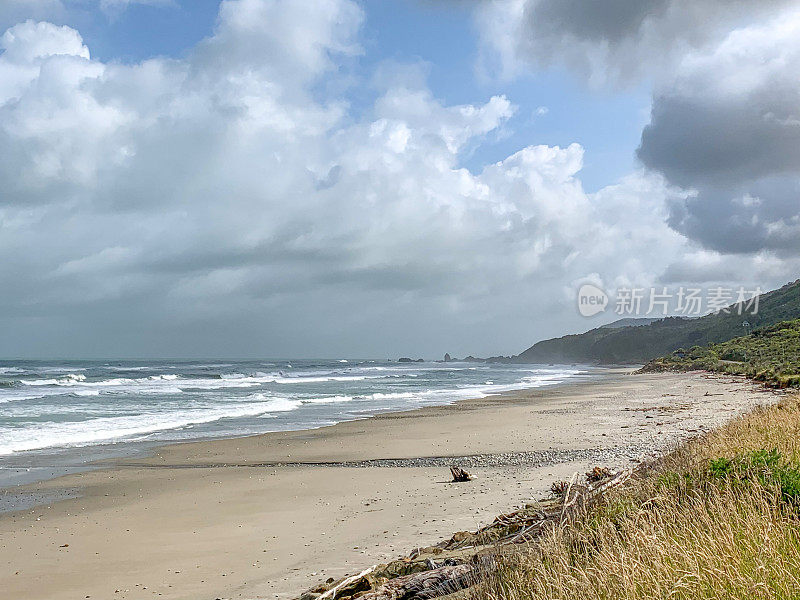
[526,0,667,44]
[664,179,800,255]
[639,90,800,188]
[637,13,800,254]
[479,0,795,84]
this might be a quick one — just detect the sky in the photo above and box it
[0,0,799,359]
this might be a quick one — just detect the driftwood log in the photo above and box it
[449,466,471,482]
[357,563,482,600]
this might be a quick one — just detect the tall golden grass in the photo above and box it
[481,393,800,600]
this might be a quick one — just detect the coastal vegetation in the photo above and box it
[639,318,800,388]
[483,321,800,599]
[483,391,800,600]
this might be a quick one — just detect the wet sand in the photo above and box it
[0,369,776,600]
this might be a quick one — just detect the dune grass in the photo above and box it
[480,392,800,600]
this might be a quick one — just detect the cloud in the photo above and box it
[476,0,793,86]
[475,0,800,260]
[638,10,800,254]
[0,19,88,62]
[0,0,794,357]
[660,249,800,286]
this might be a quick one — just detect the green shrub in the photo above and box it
[720,347,747,362]
[707,449,800,504]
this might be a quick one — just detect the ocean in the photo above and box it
[0,359,593,487]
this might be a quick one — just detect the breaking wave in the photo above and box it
[0,359,590,456]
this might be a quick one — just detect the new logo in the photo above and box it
[577,283,608,317]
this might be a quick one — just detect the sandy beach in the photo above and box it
[0,369,777,600]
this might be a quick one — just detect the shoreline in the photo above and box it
[119,367,624,468]
[0,365,601,491]
[0,369,778,600]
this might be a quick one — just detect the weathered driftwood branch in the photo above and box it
[357,563,484,600]
[317,565,377,600]
[559,472,579,522]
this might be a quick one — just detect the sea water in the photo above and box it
[0,359,593,487]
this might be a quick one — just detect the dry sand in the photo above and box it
[0,369,778,600]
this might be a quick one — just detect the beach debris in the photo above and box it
[356,561,487,600]
[315,565,377,600]
[297,467,634,600]
[449,466,472,482]
[586,466,613,482]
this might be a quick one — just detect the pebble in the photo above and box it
[265,445,655,470]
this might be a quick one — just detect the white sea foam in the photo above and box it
[0,398,297,455]
[16,373,262,395]
[215,371,413,385]
[0,367,25,374]
[0,392,62,404]
[21,374,181,387]
[301,395,354,405]
[245,394,301,412]
[36,366,88,373]
[22,373,88,386]
[364,391,416,400]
